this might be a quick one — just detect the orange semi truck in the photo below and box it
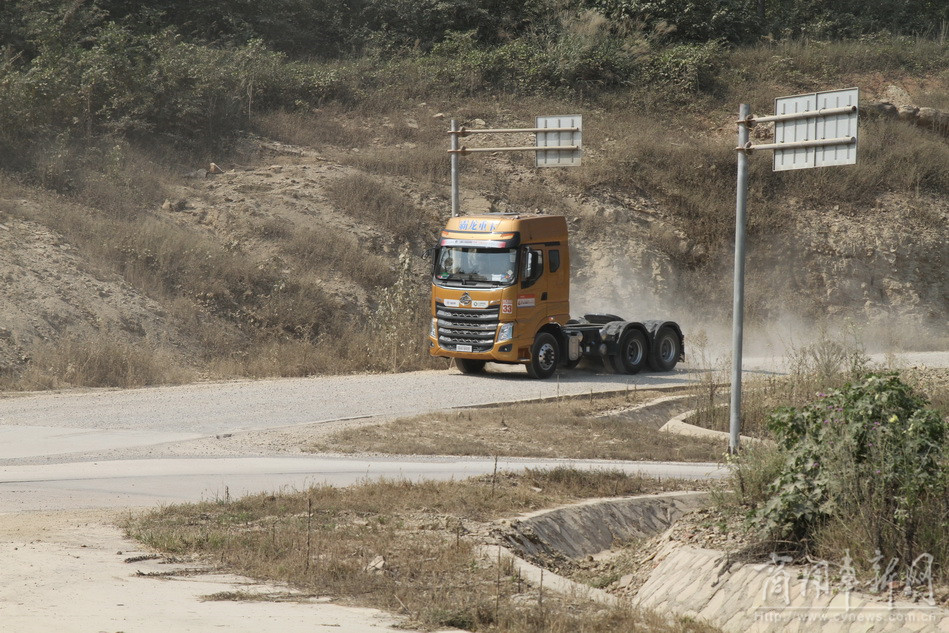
[428,213,684,378]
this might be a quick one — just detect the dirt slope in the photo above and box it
[0,91,946,384]
[0,200,181,372]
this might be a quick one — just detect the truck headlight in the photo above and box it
[430,318,437,339]
[497,322,514,342]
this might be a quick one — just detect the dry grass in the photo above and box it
[0,166,419,386]
[284,226,396,289]
[311,389,724,462]
[126,469,717,633]
[254,108,374,149]
[685,335,949,440]
[343,145,447,184]
[324,172,433,241]
[1,331,194,390]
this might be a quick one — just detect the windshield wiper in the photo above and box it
[440,273,478,285]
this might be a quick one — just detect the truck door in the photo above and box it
[545,245,569,322]
[518,245,549,337]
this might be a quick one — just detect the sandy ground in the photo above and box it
[0,510,415,633]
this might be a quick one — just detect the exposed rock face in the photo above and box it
[566,187,946,351]
[754,194,947,330]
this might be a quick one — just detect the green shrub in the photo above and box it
[756,373,947,566]
[641,41,724,95]
[587,0,760,44]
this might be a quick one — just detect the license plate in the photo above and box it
[456,345,472,352]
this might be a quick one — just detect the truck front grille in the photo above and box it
[436,303,500,353]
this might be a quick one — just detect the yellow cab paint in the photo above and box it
[430,214,570,365]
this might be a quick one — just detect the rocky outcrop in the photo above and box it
[864,101,949,138]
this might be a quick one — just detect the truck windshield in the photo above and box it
[435,247,517,286]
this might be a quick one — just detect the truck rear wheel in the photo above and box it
[456,358,486,374]
[527,332,560,379]
[611,329,648,374]
[648,326,680,372]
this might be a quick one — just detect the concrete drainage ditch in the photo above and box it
[490,492,947,632]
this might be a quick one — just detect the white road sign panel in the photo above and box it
[536,115,581,167]
[773,88,858,171]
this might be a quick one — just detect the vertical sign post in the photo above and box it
[729,89,858,453]
[730,104,750,454]
[450,119,461,217]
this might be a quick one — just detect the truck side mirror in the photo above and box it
[425,247,439,275]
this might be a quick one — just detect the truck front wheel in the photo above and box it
[648,326,681,372]
[611,329,648,374]
[456,358,487,374]
[527,332,560,379]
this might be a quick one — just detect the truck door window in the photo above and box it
[549,249,560,273]
[521,248,544,288]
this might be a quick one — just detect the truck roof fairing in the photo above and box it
[442,214,566,246]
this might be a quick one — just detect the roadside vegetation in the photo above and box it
[312,386,724,462]
[1,1,947,387]
[704,364,949,588]
[127,468,717,632]
[686,334,949,437]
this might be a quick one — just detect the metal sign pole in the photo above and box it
[729,103,750,454]
[450,119,460,217]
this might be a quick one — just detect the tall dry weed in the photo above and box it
[8,331,192,390]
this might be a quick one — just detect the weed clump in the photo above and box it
[750,373,948,581]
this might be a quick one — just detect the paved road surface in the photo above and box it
[0,455,724,512]
[0,366,699,448]
[1,352,945,509]
[0,363,733,512]
[1,352,945,633]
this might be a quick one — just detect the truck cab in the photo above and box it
[429,214,569,378]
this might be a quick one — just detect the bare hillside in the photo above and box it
[0,85,946,388]
[0,200,188,380]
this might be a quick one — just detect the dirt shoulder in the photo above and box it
[0,509,410,633]
[310,388,726,462]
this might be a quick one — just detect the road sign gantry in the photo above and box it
[728,88,859,454]
[448,116,582,216]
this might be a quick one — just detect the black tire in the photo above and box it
[563,357,581,369]
[611,329,648,374]
[526,332,560,379]
[456,358,486,374]
[648,326,681,372]
[600,356,618,374]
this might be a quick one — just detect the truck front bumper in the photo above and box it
[429,338,526,364]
